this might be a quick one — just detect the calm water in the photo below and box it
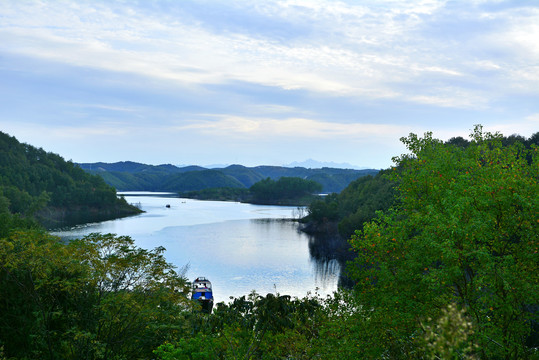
[52,192,340,303]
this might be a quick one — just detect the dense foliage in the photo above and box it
[155,292,323,360]
[183,187,250,202]
[0,232,191,359]
[348,126,538,358]
[185,177,325,205]
[305,171,396,238]
[0,132,140,229]
[249,177,323,205]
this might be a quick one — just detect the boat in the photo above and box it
[191,277,214,313]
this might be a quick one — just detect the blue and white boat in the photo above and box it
[191,277,214,313]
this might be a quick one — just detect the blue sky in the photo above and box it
[1,0,538,169]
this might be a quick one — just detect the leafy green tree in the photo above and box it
[207,293,301,359]
[306,290,368,359]
[0,231,191,359]
[69,233,192,359]
[306,193,340,223]
[0,230,90,358]
[348,126,538,358]
[0,193,41,238]
[156,292,322,360]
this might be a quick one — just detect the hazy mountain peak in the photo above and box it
[285,159,366,170]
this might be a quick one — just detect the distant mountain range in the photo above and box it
[284,159,369,170]
[78,161,379,193]
[185,159,370,170]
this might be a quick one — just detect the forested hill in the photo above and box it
[0,132,141,229]
[79,161,379,193]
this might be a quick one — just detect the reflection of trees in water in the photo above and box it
[251,218,355,289]
[307,234,355,289]
[311,257,339,290]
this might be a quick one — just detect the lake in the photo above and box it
[52,192,341,303]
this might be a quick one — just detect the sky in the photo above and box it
[1,1,538,169]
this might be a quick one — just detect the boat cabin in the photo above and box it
[191,277,214,313]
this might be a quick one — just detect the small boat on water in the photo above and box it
[191,277,214,313]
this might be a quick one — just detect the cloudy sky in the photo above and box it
[1,1,538,169]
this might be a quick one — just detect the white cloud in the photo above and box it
[406,86,490,109]
[0,121,133,140]
[482,114,539,137]
[65,103,141,113]
[2,0,536,107]
[174,115,410,140]
[526,113,539,123]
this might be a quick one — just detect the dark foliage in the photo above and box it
[0,232,190,360]
[0,131,141,229]
[249,177,323,205]
[183,187,250,201]
[305,170,396,238]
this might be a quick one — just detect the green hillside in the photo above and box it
[0,132,141,230]
[159,169,246,192]
[82,161,205,174]
[219,165,265,187]
[79,162,379,193]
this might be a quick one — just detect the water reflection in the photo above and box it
[311,258,340,291]
[307,233,355,289]
[254,218,346,292]
[52,193,348,302]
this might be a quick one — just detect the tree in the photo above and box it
[0,231,191,359]
[348,125,538,358]
[249,177,322,205]
[69,233,192,359]
[304,171,396,238]
[0,131,141,229]
[155,292,321,360]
